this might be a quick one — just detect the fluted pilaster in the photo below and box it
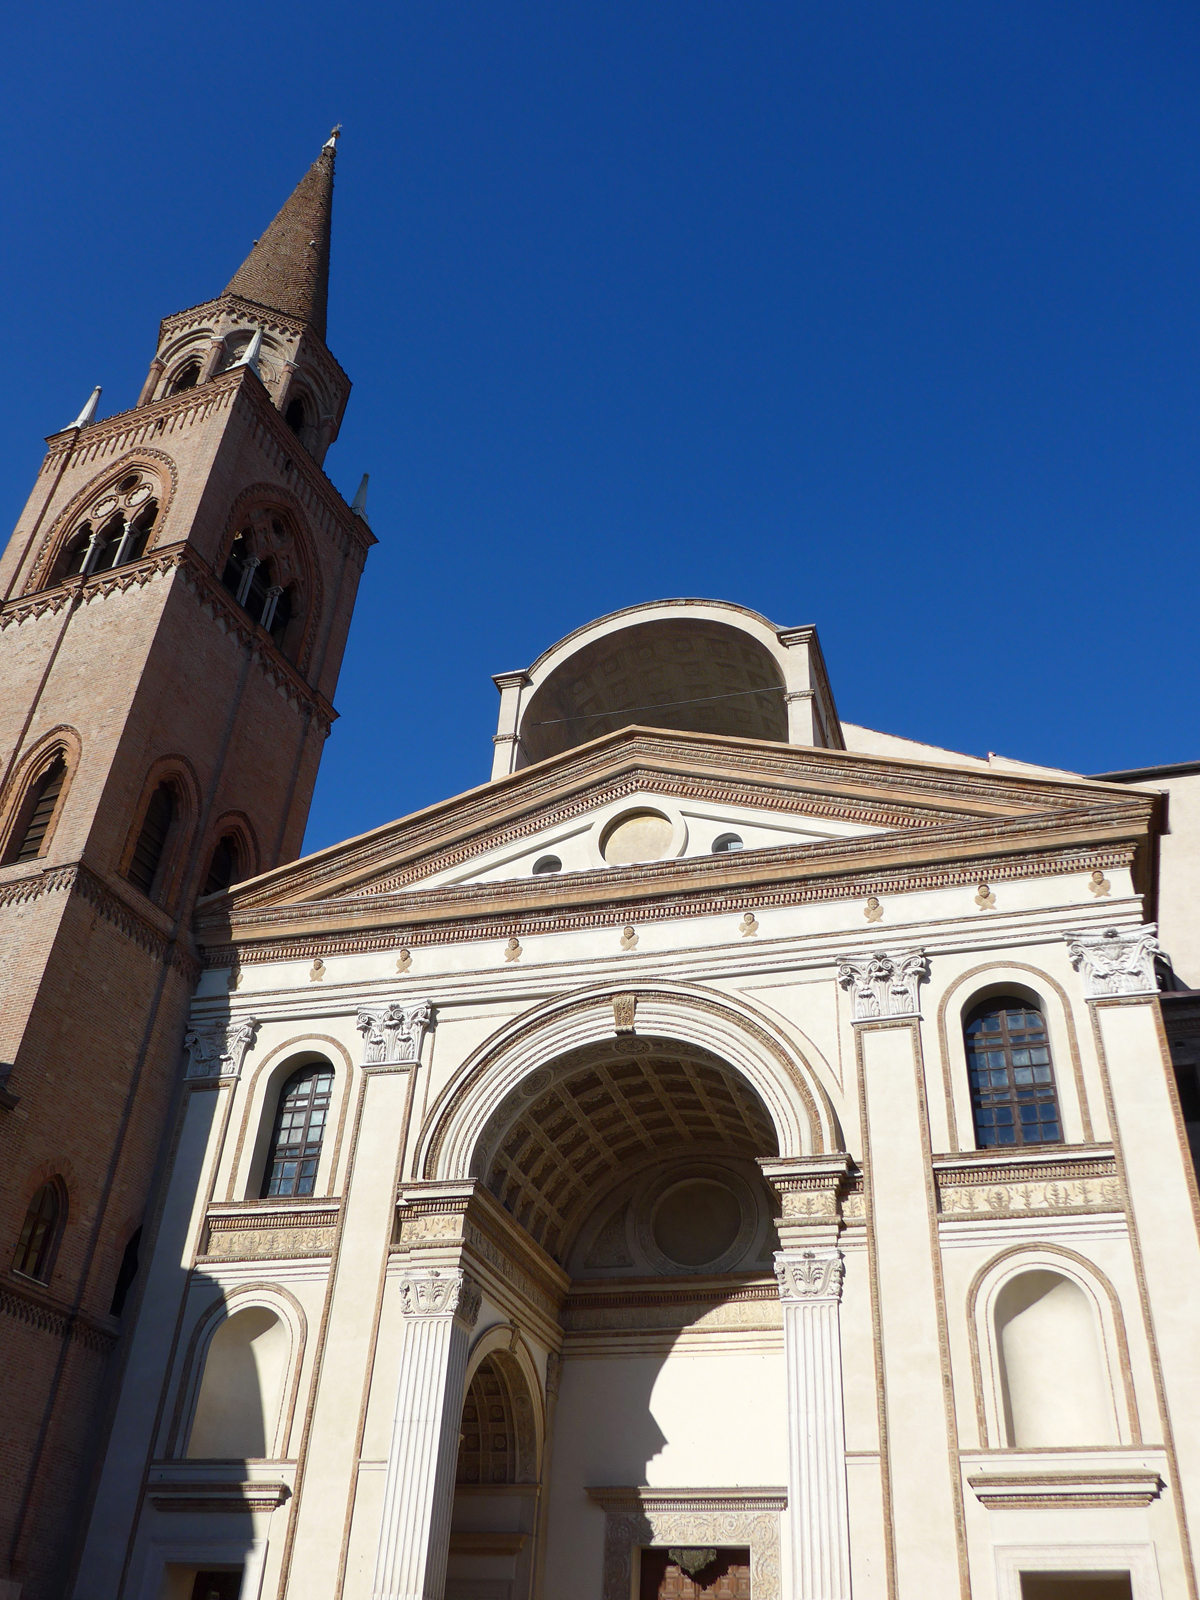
[372,1268,482,1600]
[775,1249,851,1600]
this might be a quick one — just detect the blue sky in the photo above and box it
[2,2,1197,854]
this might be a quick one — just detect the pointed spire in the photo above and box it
[236,328,263,375]
[69,386,101,429]
[351,472,370,522]
[224,129,339,340]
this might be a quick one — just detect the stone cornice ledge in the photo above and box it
[147,1480,292,1513]
[586,1486,787,1513]
[967,1471,1162,1510]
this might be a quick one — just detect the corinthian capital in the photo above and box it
[398,1268,482,1327]
[1066,925,1160,999]
[357,998,434,1066]
[183,1016,258,1079]
[775,1248,845,1303]
[836,947,929,1021]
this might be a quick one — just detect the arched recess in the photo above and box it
[215,485,324,672]
[967,1244,1140,1450]
[117,755,202,911]
[199,811,261,897]
[460,1323,544,1485]
[0,726,81,865]
[27,450,177,594]
[935,962,1094,1151]
[230,1036,354,1202]
[418,981,839,1206]
[169,1284,307,1461]
[449,1326,544,1600]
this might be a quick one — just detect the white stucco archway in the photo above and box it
[417,980,841,1186]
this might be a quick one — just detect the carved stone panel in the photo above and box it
[586,1490,785,1600]
[357,998,434,1066]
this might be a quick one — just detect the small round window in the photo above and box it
[712,833,744,854]
[532,855,562,875]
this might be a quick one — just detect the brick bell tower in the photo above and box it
[0,131,373,1600]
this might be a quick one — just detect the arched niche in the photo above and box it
[186,1306,290,1459]
[968,1247,1139,1449]
[995,1270,1118,1448]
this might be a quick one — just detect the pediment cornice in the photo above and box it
[192,728,1154,965]
[209,727,1149,922]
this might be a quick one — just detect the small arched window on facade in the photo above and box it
[13,1181,64,1282]
[125,782,176,899]
[261,1064,335,1197]
[3,755,67,865]
[965,995,1061,1147]
[712,833,744,854]
[284,396,306,436]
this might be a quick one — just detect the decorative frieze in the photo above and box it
[356,999,433,1067]
[935,1150,1124,1219]
[836,948,929,1021]
[183,1017,258,1080]
[202,1205,339,1261]
[1066,925,1160,999]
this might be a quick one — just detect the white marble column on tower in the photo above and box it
[372,1266,482,1600]
[775,1247,851,1600]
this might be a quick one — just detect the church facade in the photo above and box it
[2,141,1200,1600]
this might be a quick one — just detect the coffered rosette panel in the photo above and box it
[471,1037,779,1264]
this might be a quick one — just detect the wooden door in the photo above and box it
[639,1548,751,1599]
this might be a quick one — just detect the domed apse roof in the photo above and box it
[490,600,843,778]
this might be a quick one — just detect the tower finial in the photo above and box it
[223,137,338,340]
[324,124,342,152]
[351,473,369,522]
[69,386,101,430]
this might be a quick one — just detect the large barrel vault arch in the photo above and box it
[417,982,841,1206]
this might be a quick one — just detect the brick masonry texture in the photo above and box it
[0,142,366,1599]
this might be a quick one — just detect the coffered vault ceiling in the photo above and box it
[479,1039,779,1262]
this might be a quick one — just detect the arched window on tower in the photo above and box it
[261,1064,335,1197]
[13,1180,65,1282]
[221,533,272,624]
[3,755,67,865]
[125,782,176,899]
[49,474,159,587]
[169,359,201,395]
[965,995,1061,1147]
[284,396,306,436]
[203,834,243,895]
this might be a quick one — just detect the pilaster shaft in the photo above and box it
[372,1268,481,1600]
[775,1249,851,1600]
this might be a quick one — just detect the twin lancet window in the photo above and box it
[53,474,159,585]
[221,530,294,649]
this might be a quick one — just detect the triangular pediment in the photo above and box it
[193,726,1154,953]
